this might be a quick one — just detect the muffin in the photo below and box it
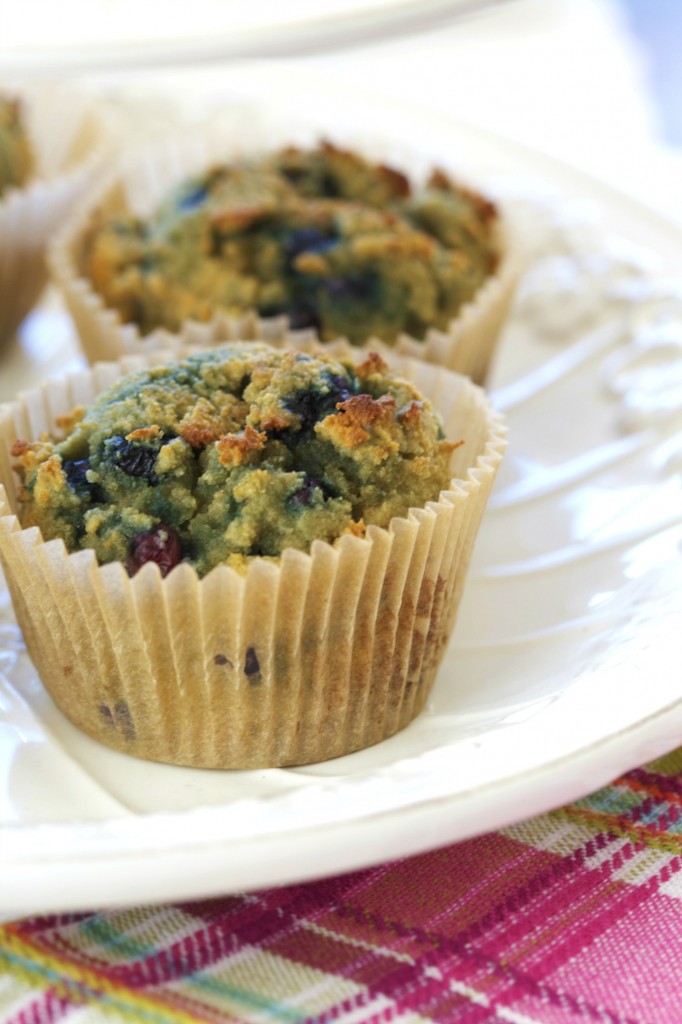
[85,143,498,344]
[0,84,111,345]
[0,95,33,197]
[51,137,520,383]
[0,336,506,768]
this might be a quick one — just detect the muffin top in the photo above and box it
[85,141,499,345]
[13,343,458,576]
[0,96,32,198]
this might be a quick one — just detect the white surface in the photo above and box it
[37,0,676,227]
[291,0,682,225]
[1,105,681,916]
[0,0,502,69]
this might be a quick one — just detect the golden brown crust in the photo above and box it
[428,167,498,225]
[342,518,366,538]
[210,203,271,234]
[257,411,293,432]
[397,400,424,429]
[377,162,411,198]
[178,395,249,448]
[33,455,67,506]
[55,407,85,434]
[355,352,390,380]
[10,438,31,458]
[321,393,397,448]
[125,425,163,442]
[216,425,267,466]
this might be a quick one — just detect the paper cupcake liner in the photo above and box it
[48,120,521,383]
[0,341,506,768]
[0,82,113,346]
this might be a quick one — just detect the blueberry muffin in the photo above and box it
[85,142,498,347]
[0,84,110,345]
[0,339,506,767]
[57,136,519,381]
[12,343,456,577]
[0,96,32,198]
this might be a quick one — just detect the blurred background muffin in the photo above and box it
[84,142,499,346]
[50,130,519,384]
[0,82,111,347]
[0,95,33,197]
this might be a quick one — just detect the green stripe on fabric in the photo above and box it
[575,786,642,816]
[0,947,194,1024]
[552,805,682,854]
[78,915,157,960]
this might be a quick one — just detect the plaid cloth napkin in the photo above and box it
[2,748,682,1024]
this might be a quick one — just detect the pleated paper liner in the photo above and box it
[48,119,521,383]
[0,340,506,768]
[0,82,114,346]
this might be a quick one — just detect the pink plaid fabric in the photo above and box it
[2,747,682,1023]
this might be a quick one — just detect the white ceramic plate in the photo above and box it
[1,0,502,71]
[1,94,682,917]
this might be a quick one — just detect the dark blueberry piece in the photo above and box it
[178,183,208,211]
[322,278,348,300]
[214,653,231,667]
[106,436,159,485]
[289,476,336,508]
[63,458,106,502]
[258,299,322,332]
[284,228,337,264]
[289,478,318,507]
[287,300,322,333]
[106,436,127,453]
[283,371,355,433]
[280,166,307,186]
[244,647,260,681]
[127,525,182,578]
[99,704,114,726]
[323,274,374,303]
[119,447,159,483]
[114,699,136,741]
[321,172,341,198]
[283,389,322,432]
[325,373,353,405]
[63,458,90,488]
